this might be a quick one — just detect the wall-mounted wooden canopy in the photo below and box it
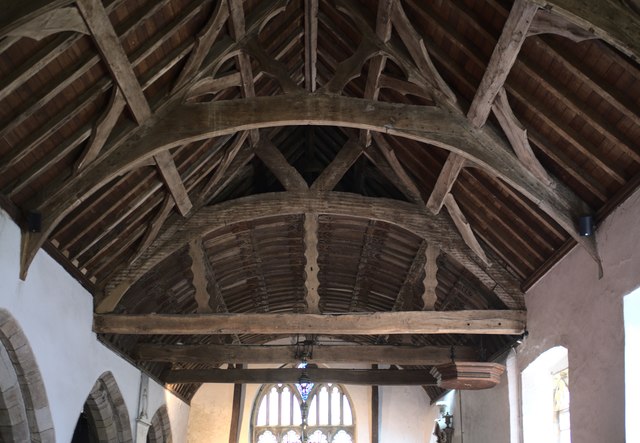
[1,0,639,401]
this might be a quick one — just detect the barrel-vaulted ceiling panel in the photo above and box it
[2,0,639,401]
[217,216,307,313]
[317,215,421,313]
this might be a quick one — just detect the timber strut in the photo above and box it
[2,0,638,402]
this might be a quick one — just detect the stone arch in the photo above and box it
[147,405,172,443]
[0,308,54,442]
[83,371,133,443]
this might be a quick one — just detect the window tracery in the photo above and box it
[252,382,355,442]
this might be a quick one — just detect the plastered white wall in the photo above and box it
[0,209,190,442]
[188,383,234,442]
[187,359,377,443]
[188,365,436,442]
[189,381,374,442]
[379,385,431,443]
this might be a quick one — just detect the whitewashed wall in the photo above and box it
[188,383,234,442]
[188,380,374,442]
[0,209,190,442]
[378,385,432,443]
[187,368,435,442]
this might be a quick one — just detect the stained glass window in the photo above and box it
[296,362,314,402]
[252,382,355,442]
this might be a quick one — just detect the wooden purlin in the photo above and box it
[3,7,89,41]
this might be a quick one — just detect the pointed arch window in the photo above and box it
[252,383,355,442]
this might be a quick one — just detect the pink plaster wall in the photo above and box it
[516,187,640,443]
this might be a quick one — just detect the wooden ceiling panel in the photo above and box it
[3,0,640,400]
[120,245,192,314]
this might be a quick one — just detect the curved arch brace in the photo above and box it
[97,191,524,313]
[21,93,595,279]
[532,0,640,62]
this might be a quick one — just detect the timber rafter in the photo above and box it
[21,92,593,279]
[3,0,640,404]
[96,190,524,313]
[22,90,597,294]
[12,0,606,287]
[2,0,639,404]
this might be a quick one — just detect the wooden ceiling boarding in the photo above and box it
[1,0,639,402]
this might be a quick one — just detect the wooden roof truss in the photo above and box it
[1,0,639,401]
